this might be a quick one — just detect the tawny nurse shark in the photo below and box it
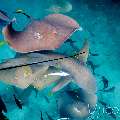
[0,40,96,96]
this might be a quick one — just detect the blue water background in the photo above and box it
[0,0,120,120]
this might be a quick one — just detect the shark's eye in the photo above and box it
[83,51,86,54]
[80,52,82,54]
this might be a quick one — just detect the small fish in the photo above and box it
[40,111,44,120]
[13,94,23,109]
[0,96,7,113]
[87,60,100,74]
[46,112,54,120]
[100,86,115,93]
[101,76,109,90]
[99,100,116,119]
[0,10,10,22]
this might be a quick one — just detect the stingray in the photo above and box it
[2,14,80,53]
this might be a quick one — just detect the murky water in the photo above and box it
[0,0,120,120]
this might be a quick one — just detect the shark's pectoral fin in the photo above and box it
[52,76,72,93]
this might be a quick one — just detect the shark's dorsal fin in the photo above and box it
[74,39,89,63]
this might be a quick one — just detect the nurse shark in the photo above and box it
[0,40,97,102]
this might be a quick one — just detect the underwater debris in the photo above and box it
[99,100,117,119]
[13,94,23,109]
[2,14,80,53]
[0,96,7,113]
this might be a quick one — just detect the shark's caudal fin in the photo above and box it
[74,39,89,64]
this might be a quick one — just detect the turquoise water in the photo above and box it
[0,0,120,120]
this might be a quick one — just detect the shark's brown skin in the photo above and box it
[0,40,97,119]
[2,14,79,53]
[0,40,96,92]
[0,40,97,99]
